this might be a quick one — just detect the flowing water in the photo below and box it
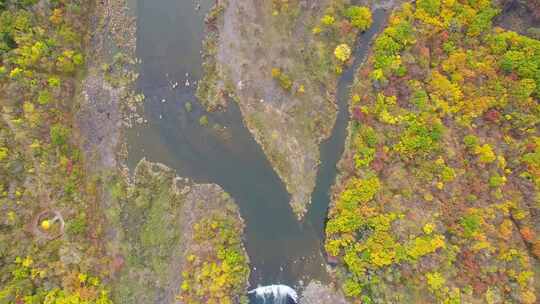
[128,0,387,300]
[248,285,298,304]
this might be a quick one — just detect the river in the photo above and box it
[127,0,387,300]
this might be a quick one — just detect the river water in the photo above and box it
[128,0,387,299]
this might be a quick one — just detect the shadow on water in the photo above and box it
[128,0,388,296]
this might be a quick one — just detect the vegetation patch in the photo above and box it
[327,1,540,303]
[0,0,119,302]
[0,1,247,303]
[110,160,250,304]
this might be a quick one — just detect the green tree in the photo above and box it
[334,44,352,62]
[345,6,372,31]
[50,124,70,146]
[417,0,441,16]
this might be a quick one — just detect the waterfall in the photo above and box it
[248,285,298,304]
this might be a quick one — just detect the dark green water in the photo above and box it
[128,0,387,292]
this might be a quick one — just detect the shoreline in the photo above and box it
[197,0,373,219]
[77,0,252,302]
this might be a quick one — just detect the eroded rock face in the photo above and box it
[200,0,363,218]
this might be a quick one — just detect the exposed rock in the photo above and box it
[299,281,348,304]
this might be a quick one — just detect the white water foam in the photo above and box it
[248,285,298,304]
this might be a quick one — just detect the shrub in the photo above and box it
[67,213,87,235]
[441,166,456,182]
[460,214,481,238]
[417,0,441,16]
[342,176,381,205]
[474,144,496,163]
[199,115,209,126]
[513,79,536,101]
[467,7,499,37]
[489,173,505,188]
[271,67,293,91]
[48,76,61,87]
[405,234,446,260]
[395,116,443,158]
[343,279,362,297]
[354,146,375,169]
[522,148,540,169]
[50,124,70,146]
[423,223,435,234]
[358,125,378,147]
[56,51,84,73]
[463,135,479,148]
[0,147,8,161]
[320,15,335,26]
[9,67,22,79]
[334,44,352,62]
[325,177,381,235]
[185,102,192,112]
[345,6,372,31]
[37,90,52,105]
[426,272,445,291]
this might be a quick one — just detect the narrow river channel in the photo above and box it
[127,0,388,299]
